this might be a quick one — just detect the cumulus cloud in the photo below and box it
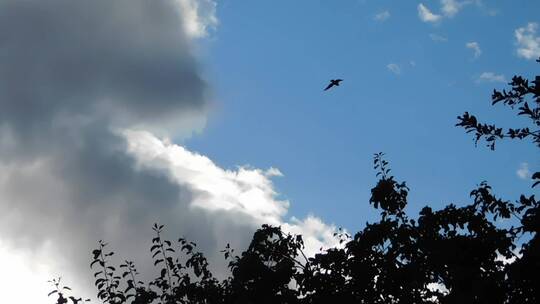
[123,130,289,225]
[517,162,531,179]
[430,33,448,42]
[515,22,540,60]
[387,63,401,75]
[418,3,442,23]
[374,10,391,22]
[477,72,506,83]
[0,1,338,303]
[123,130,339,252]
[466,41,482,58]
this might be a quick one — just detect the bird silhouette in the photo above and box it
[324,79,343,91]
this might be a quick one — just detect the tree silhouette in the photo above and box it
[455,56,540,302]
[50,58,539,303]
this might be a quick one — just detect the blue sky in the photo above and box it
[186,0,539,231]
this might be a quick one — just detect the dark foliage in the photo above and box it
[456,73,539,150]
[50,59,540,303]
[456,57,539,187]
[48,277,90,304]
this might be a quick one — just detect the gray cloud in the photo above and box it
[0,0,208,148]
[0,0,212,299]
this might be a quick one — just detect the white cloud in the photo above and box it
[265,167,284,177]
[441,0,463,17]
[430,33,448,42]
[515,22,540,60]
[418,3,442,23]
[473,0,498,16]
[419,1,477,24]
[387,63,401,75]
[282,216,343,254]
[466,41,482,58]
[517,162,530,179]
[175,0,218,38]
[374,10,391,22]
[427,282,449,295]
[123,130,289,224]
[477,72,506,83]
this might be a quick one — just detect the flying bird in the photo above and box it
[324,79,343,91]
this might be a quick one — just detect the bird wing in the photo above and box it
[324,83,334,91]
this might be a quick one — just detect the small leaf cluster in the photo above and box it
[47,277,90,304]
[91,240,125,303]
[370,152,409,218]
